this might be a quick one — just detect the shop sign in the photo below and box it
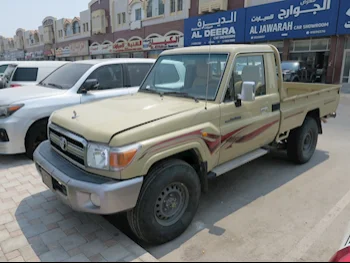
[90,43,113,55]
[112,39,143,52]
[44,49,55,56]
[184,9,245,47]
[336,0,350,35]
[143,35,184,50]
[70,41,89,57]
[246,0,339,42]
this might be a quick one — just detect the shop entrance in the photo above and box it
[341,50,350,90]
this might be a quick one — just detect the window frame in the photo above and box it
[224,53,268,103]
[170,0,176,13]
[124,63,153,88]
[12,67,39,82]
[81,64,125,92]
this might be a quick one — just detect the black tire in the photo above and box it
[287,116,319,164]
[25,120,48,160]
[127,159,201,245]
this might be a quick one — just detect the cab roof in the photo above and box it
[74,58,156,65]
[161,44,277,56]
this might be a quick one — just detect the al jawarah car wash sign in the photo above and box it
[245,0,339,42]
[336,0,350,35]
[184,8,246,47]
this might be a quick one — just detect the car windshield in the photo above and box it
[139,53,229,101]
[39,63,93,90]
[282,62,299,71]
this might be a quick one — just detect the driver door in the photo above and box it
[80,64,130,104]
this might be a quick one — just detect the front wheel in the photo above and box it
[25,120,48,160]
[287,116,319,164]
[127,159,201,245]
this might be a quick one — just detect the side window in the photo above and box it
[126,63,152,87]
[87,64,123,90]
[0,65,8,74]
[225,55,266,101]
[12,68,38,82]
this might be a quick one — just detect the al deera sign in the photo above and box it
[336,0,350,35]
[246,0,339,42]
[184,9,245,47]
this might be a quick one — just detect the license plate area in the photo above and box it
[52,177,67,197]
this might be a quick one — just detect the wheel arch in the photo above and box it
[25,117,50,145]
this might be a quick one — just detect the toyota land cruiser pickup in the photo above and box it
[33,44,340,245]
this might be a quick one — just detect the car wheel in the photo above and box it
[127,159,201,245]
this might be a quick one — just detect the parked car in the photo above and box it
[282,60,316,82]
[0,61,17,85]
[0,58,155,158]
[0,61,69,89]
[33,44,340,245]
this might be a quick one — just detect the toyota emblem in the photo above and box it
[59,137,68,151]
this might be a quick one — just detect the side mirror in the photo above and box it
[240,81,256,102]
[81,79,99,94]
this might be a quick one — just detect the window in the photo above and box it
[147,0,153,18]
[87,64,123,90]
[73,22,80,34]
[140,54,228,101]
[158,0,164,15]
[0,65,8,74]
[83,24,86,32]
[40,64,92,90]
[177,0,183,11]
[170,0,176,13]
[118,13,121,25]
[86,23,89,32]
[126,63,153,87]
[135,8,142,21]
[122,12,126,24]
[226,55,266,101]
[12,68,38,82]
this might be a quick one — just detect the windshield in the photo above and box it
[40,63,93,89]
[139,53,229,101]
[281,62,299,71]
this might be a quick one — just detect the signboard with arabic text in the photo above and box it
[184,9,246,47]
[336,0,350,35]
[143,35,184,50]
[245,0,339,42]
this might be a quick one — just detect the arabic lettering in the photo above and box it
[193,12,237,31]
[345,22,350,29]
[300,0,316,6]
[251,14,275,22]
[278,0,332,20]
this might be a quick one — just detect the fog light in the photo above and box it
[90,193,101,207]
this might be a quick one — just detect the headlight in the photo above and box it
[0,104,24,118]
[87,142,141,171]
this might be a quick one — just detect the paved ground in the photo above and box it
[0,157,158,262]
[138,94,350,262]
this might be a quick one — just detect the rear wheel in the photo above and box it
[287,116,319,164]
[25,120,48,160]
[127,159,201,245]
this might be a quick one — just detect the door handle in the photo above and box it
[261,106,269,113]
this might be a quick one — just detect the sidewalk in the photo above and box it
[0,155,158,262]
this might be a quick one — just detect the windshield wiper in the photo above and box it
[163,91,199,103]
[47,83,63,89]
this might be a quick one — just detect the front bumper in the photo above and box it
[33,141,143,215]
[0,116,27,154]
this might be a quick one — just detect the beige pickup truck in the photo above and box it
[34,44,340,245]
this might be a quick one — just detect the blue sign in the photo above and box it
[184,9,246,47]
[246,0,339,42]
[337,0,350,35]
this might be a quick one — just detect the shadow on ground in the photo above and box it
[107,149,329,260]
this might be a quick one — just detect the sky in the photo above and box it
[0,0,89,37]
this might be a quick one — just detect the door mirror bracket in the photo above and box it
[80,79,99,94]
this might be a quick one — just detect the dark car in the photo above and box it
[281,61,312,82]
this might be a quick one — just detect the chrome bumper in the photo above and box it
[33,141,143,215]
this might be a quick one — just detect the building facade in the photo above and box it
[54,9,92,61]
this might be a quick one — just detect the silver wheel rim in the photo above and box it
[154,182,190,227]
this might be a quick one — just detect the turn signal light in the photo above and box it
[110,149,138,169]
[10,84,22,88]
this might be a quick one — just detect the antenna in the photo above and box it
[205,35,212,110]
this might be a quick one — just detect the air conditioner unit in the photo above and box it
[198,0,228,14]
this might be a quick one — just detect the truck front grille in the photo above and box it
[49,124,86,166]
